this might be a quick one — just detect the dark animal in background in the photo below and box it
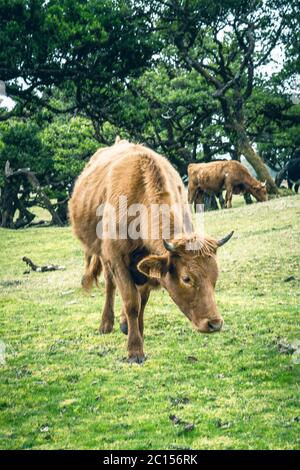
[275,157,300,193]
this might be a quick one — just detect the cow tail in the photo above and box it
[81,255,102,291]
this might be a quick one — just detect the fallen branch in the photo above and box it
[22,257,65,272]
[27,220,50,228]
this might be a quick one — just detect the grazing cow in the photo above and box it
[69,139,233,363]
[275,157,300,193]
[188,160,268,209]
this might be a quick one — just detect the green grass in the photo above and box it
[0,195,300,450]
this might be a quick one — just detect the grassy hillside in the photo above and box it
[0,196,300,450]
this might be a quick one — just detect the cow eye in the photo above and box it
[182,276,191,284]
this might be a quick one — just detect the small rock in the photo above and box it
[216,419,232,429]
[169,415,194,432]
[184,423,195,432]
[61,290,75,296]
[169,414,181,425]
[40,426,49,433]
[277,340,297,355]
[284,276,296,282]
[187,355,198,363]
[170,397,190,406]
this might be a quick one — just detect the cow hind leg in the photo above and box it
[295,184,299,194]
[217,192,225,209]
[225,188,233,208]
[120,307,128,335]
[81,253,92,289]
[99,264,116,334]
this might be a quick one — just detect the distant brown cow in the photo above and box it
[188,160,268,208]
[69,140,233,363]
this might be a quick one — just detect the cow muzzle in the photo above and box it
[194,317,224,334]
[207,319,223,332]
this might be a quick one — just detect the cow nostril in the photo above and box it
[207,320,223,332]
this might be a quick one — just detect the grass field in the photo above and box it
[0,195,300,450]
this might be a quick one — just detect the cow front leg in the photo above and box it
[295,184,299,194]
[138,285,151,337]
[193,189,204,212]
[99,263,116,334]
[126,301,144,363]
[110,259,144,363]
[120,285,150,337]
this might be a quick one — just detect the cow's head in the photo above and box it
[137,232,233,333]
[251,180,268,202]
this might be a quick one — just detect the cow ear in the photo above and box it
[137,255,167,279]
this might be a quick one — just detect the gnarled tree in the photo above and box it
[151,0,294,193]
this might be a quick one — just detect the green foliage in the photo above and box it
[41,116,98,190]
[0,120,49,184]
[0,0,158,118]
[0,115,99,224]
[105,62,227,174]
[248,85,300,170]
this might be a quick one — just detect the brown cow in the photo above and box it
[69,140,233,363]
[188,160,268,209]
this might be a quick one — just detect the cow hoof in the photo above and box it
[81,275,88,288]
[99,323,114,334]
[127,355,145,365]
[120,322,128,335]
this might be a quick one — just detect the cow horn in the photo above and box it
[163,239,176,252]
[261,180,267,187]
[217,231,234,247]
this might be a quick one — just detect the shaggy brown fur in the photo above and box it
[188,160,268,208]
[81,254,102,291]
[69,140,231,363]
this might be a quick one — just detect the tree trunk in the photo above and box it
[14,197,36,229]
[238,136,278,194]
[4,161,64,227]
[0,179,19,228]
[26,173,64,226]
[56,197,68,224]
[204,193,219,211]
